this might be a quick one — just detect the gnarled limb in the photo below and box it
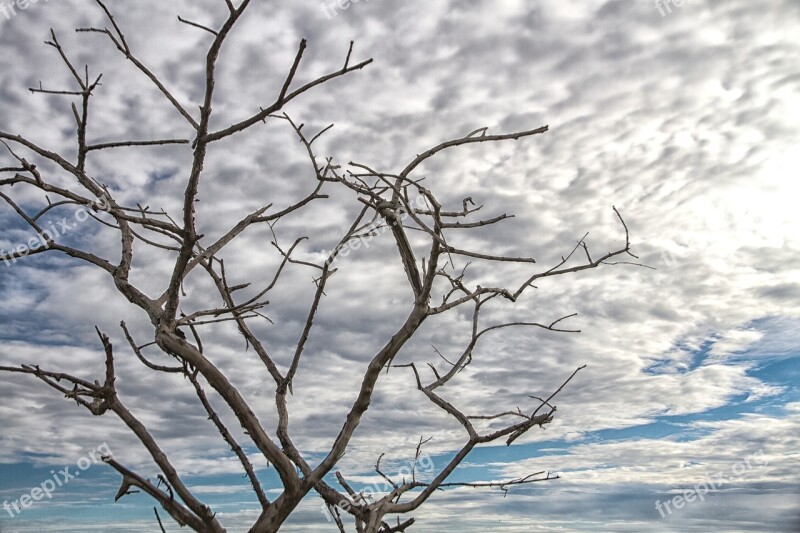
[0,2,643,531]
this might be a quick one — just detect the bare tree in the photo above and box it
[0,2,641,532]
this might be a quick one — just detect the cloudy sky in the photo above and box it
[1,0,798,531]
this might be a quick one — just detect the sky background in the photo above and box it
[1,0,798,532]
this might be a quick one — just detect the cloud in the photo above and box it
[0,0,798,530]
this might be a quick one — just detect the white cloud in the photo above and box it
[1,0,798,530]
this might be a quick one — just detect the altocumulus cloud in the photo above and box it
[0,0,798,531]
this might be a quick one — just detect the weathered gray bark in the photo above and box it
[0,2,642,531]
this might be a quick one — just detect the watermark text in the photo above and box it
[3,442,113,518]
[655,449,767,518]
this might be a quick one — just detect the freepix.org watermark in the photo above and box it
[0,0,51,22]
[320,453,435,522]
[325,195,430,264]
[1,198,110,268]
[3,442,113,518]
[654,0,685,17]
[654,449,767,518]
[320,0,372,20]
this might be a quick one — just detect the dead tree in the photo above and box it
[0,2,641,532]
